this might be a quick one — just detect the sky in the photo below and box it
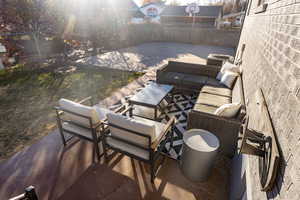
[133,0,212,7]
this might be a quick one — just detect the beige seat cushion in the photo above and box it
[196,93,231,107]
[106,137,149,160]
[132,116,165,139]
[193,104,217,114]
[107,113,165,148]
[201,85,232,98]
[62,122,99,139]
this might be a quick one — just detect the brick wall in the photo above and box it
[236,0,300,199]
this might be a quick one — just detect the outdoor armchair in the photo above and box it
[9,186,38,200]
[102,106,176,183]
[55,97,125,160]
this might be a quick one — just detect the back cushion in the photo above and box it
[107,113,155,148]
[169,61,220,77]
[59,98,100,127]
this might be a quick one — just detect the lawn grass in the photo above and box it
[0,66,143,160]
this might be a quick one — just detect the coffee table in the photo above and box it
[129,82,174,120]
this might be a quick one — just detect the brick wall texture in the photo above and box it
[237,0,300,199]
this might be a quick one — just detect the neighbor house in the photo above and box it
[160,5,223,27]
[140,2,165,19]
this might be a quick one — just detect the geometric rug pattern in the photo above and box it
[120,82,199,161]
[159,92,198,160]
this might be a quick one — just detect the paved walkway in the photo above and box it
[0,43,235,199]
[76,42,235,72]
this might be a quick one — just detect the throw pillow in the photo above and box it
[216,61,240,80]
[220,72,238,88]
[220,61,240,74]
[214,102,241,118]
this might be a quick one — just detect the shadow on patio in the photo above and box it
[0,128,230,200]
[0,44,235,200]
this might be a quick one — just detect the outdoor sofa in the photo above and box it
[157,60,246,157]
[207,53,234,66]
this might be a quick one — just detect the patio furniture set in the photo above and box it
[157,59,246,157]
[55,82,176,183]
[53,53,245,184]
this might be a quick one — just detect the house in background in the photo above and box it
[131,3,223,27]
[139,2,165,23]
[161,5,223,27]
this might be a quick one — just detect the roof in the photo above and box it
[140,2,165,9]
[133,9,145,18]
[161,6,223,17]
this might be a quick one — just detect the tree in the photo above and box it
[16,0,45,57]
[0,0,65,58]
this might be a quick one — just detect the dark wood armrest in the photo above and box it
[113,104,126,113]
[151,116,176,149]
[92,121,104,129]
[120,105,133,116]
[54,106,64,116]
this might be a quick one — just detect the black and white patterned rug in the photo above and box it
[118,81,198,161]
[159,92,198,160]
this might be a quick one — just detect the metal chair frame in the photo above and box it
[102,106,175,182]
[9,186,38,200]
[55,97,106,159]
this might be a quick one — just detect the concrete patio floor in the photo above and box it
[0,71,231,200]
[0,43,235,200]
[0,129,231,200]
